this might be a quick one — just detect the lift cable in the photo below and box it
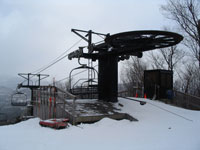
[147,101,193,122]
[37,53,69,74]
[125,97,193,122]
[19,39,83,85]
[32,39,82,74]
[97,34,106,39]
[33,35,104,80]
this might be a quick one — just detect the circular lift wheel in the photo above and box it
[105,30,183,55]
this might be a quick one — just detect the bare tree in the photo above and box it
[161,0,200,67]
[148,51,165,70]
[147,45,185,71]
[161,0,200,97]
[121,57,148,96]
[160,45,185,71]
[175,63,200,96]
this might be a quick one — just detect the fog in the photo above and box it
[0,0,171,85]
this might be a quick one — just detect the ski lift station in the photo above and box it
[11,29,183,126]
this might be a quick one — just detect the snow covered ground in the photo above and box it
[0,98,200,150]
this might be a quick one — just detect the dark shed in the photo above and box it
[144,69,173,99]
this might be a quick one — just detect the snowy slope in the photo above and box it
[0,98,200,150]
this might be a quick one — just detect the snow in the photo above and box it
[0,98,200,150]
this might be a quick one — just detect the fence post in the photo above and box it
[63,94,66,118]
[72,97,76,125]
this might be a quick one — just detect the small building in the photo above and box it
[144,69,173,99]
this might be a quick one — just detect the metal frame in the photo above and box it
[15,73,49,115]
[18,73,49,88]
[11,91,27,106]
[68,29,183,102]
[69,65,98,97]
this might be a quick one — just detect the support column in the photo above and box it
[27,89,34,116]
[98,55,118,102]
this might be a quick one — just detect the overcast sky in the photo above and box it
[0,0,173,84]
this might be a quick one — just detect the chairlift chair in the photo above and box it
[81,79,98,92]
[11,91,28,106]
[69,65,98,94]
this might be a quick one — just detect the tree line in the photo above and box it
[122,0,200,97]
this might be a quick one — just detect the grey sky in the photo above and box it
[0,0,171,83]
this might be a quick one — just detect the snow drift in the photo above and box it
[0,98,200,150]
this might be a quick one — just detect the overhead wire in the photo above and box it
[32,39,82,74]
[52,36,104,84]
[97,34,106,39]
[36,53,69,74]
[124,97,193,122]
[93,40,105,45]
[147,101,193,122]
[18,39,83,85]
[18,31,105,86]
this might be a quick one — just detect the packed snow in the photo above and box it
[0,98,200,150]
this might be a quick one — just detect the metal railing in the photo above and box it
[33,86,77,124]
[173,90,200,110]
[56,87,77,125]
[118,88,143,98]
[118,89,200,110]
